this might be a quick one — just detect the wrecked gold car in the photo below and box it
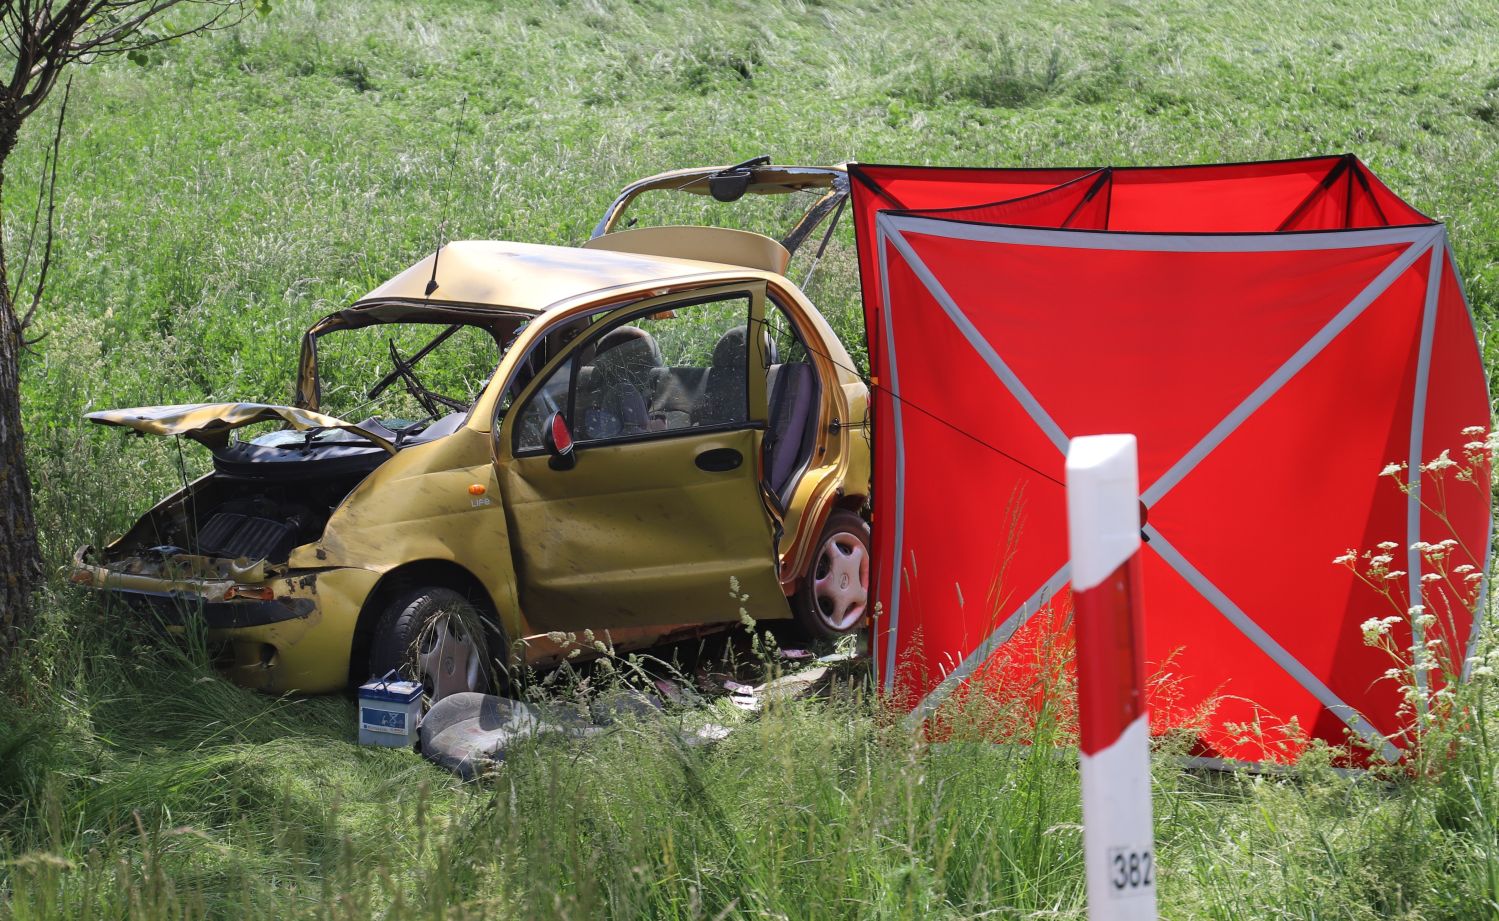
[71,160,872,699]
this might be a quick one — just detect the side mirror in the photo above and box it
[543,411,576,471]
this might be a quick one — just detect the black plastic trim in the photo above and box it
[106,587,315,629]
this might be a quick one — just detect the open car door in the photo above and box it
[496,282,787,631]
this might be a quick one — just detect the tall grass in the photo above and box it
[4,0,1499,917]
[3,581,1498,918]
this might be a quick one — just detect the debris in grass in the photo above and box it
[419,693,597,779]
[420,639,868,776]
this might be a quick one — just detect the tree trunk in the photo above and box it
[0,114,41,675]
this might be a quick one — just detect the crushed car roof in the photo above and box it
[356,240,751,312]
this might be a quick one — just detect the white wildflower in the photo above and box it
[1377,540,1400,551]
[1370,554,1394,567]
[1380,462,1406,477]
[1415,613,1437,628]
[1408,605,1425,616]
[1423,449,1457,472]
[1454,564,1476,574]
[1462,425,1487,436]
[1380,570,1406,581]
[1333,551,1357,565]
[1466,572,1484,583]
[1422,573,1442,583]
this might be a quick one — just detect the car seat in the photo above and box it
[577,326,663,440]
[764,362,819,501]
[695,326,751,426]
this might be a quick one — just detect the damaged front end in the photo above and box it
[69,403,399,692]
[72,310,519,693]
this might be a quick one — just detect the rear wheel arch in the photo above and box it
[834,492,870,515]
[788,492,869,592]
[346,560,509,687]
[791,507,872,639]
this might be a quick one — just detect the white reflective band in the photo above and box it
[1067,435,1141,592]
[877,226,908,693]
[877,212,1437,254]
[1080,716,1157,920]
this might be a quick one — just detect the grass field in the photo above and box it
[3,0,1499,917]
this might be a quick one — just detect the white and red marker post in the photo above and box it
[1065,434,1157,921]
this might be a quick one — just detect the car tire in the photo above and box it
[793,509,872,640]
[367,586,506,704]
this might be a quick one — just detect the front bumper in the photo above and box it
[100,585,316,629]
[70,546,379,694]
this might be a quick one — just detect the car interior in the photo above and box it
[566,311,821,504]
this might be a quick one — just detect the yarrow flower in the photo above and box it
[1361,615,1403,641]
[1333,551,1357,565]
[1423,449,1457,472]
[1377,541,1400,551]
[1380,462,1406,477]
[1462,425,1487,437]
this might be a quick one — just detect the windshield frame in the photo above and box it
[294,300,534,415]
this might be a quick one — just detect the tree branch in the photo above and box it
[19,74,69,335]
[1,1,252,122]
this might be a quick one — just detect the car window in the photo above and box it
[315,322,504,425]
[763,300,812,367]
[514,294,754,453]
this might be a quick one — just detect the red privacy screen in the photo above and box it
[851,155,1491,763]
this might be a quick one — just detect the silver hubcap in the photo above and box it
[813,532,869,631]
[414,611,483,702]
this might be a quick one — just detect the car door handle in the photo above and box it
[695,447,743,472]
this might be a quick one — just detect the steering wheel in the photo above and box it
[384,340,467,418]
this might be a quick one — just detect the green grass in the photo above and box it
[5,0,1499,917]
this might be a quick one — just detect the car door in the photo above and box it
[496,282,787,631]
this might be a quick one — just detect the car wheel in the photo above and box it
[793,509,872,640]
[368,586,502,704]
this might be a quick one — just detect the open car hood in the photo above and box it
[85,403,397,453]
